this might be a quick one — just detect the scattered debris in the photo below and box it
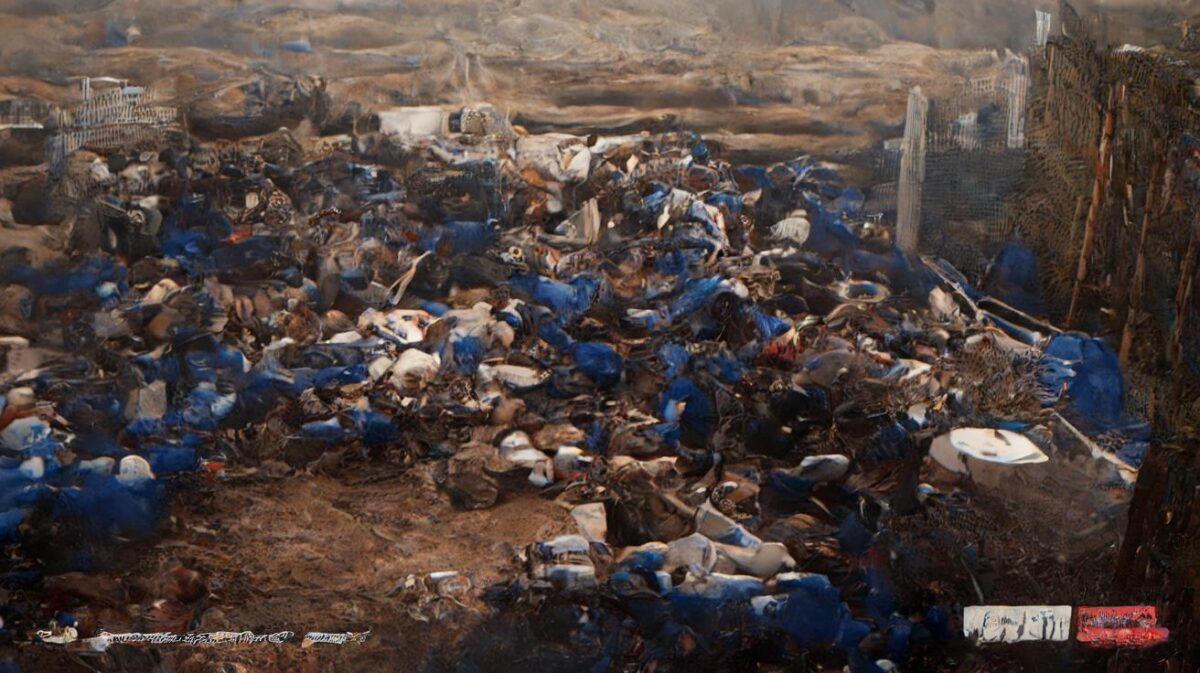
[0,99,1151,672]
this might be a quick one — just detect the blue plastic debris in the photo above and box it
[351,406,396,446]
[449,334,488,375]
[183,338,249,384]
[831,187,865,217]
[1040,334,1125,428]
[752,572,871,654]
[55,474,165,542]
[658,343,690,381]
[865,565,898,624]
[1038,333,1150,467]
[1,256,128,298]
[572,342,623,389]
[0,509,24,542]
[144,443,198,474]
[659,377,715,445]
[1041,335,1121,409]
[176,383,237,431]
[302,417,348,443]
[669,276,722,321]
[837,512,874,557]
[984,242,1042,314]
[422,221,498,256]
[888,614,912,662]
[538,322,624,388]
[667,573,764,636]
[752,308,791,340]
[510,273,600,324]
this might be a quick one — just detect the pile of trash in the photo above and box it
[0,113,1146,670]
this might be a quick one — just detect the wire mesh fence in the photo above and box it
[880,19,1200,428]
[891,53,1031,278]
[1015,33,1200,426]
[47,79,183,176]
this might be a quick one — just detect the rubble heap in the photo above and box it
[0,118,1146,671]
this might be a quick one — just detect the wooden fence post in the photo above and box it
[1119,155,1167,367]
[1006,53,1030,150]
[1169,211,1200,365]
[1067,83,1122,328]
[896,87,928,254]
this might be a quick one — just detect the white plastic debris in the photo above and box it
[553,446,588,479]
[89,158,113,184]
[545,564,596,591]
[490,321,516,348]
[142,279,180,305]
[262,337,295,353]
[950,428,1048,465]
[476,363,548,391]
[906,403,929,427]
[499,431,533,455]
[964,331,1038,358]
[662,533,718,573]
[37,626,78,645]
[556,198,603,244]
[511,448,555,487]
[916,483,939,503]
[929,428,1048,475]
[328,330,365,344]
[386,251,432,307]
[929,286,961,322]
[378,106,447,137]
[895,358,932,381]
[429,570,472,596]
[368,356,394,381]
[930,434,971,474]
[653,570,673,592]
[695,501,762,549]
[543,534,591,558]
[714,541,796,578]
[1,417,49,452]
[125,381,168,421]
[571,503,607,542]
[358,308,431,345]
[564,147,592,182]
[19,456,44,480]
[78,457,115,475]
[498,432,553,487]
[792,454,852,482]
[117,455,155,484]
[771,211,810,245]
[514,133,576,181]
[388,349,440,391]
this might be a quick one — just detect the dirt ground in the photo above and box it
[9,462,575,672]
[3,452,1132,673]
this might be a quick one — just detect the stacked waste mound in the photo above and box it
[0,120,1143,671]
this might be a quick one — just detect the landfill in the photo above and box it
[0,99,1151,672]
